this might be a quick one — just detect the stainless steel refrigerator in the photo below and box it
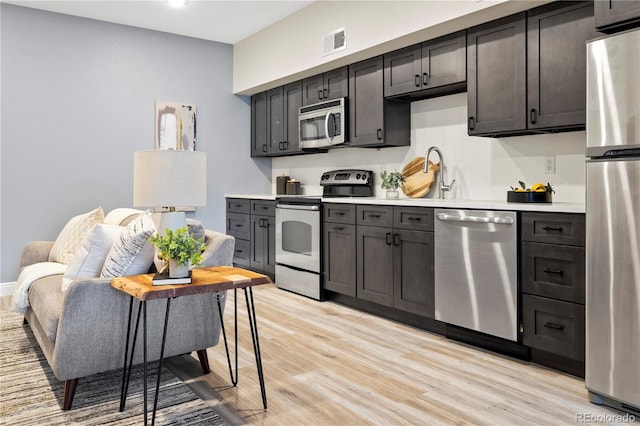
[586,28,640,415]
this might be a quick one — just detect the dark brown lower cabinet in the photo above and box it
[357,225,395,307]
[250,215,275,276]
[522,294,585,362]
[226,198,275,278]
[393,229,435,318]
[520,211,586,376]
[323,222,357,297]
[354,208,435,318]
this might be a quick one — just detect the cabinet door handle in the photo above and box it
[317,89,323,100]
[323,88,328,99]
[282,141,288,150]
[468,117,475,130]
[393,233,400,246]
[234,204,243,208]
[385,232,392,245]
[544,322,564,331]
[261,206,269,210]
[235,224,243,227]
[235,249,243,253]
[530,108,537,124]
[542,226,563,232]
[415,74,421,87]
[423,72,429,86]
[334,226,344,231]
[368,214,381,219]
[543,268,564,275]
[335,211,345,216]
[406,216,421,221]
[376,128,382,140]
[262,144,267,153]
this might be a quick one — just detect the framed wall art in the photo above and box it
[154,101,197,151]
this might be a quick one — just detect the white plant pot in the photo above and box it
[386,190,399,199]
[168,258,190,278]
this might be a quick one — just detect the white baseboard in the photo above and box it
[1,282,16,297]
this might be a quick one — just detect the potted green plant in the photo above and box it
[149,226,206,278]
[380,170,406,199]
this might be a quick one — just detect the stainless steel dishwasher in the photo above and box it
[434,209,518,341]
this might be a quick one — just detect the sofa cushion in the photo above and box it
[49,207,104,265]
[28,275,65,342]
[100,211,156,278]
[62,224,123,292]
[104,208,144,226]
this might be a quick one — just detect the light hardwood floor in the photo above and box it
[172,284,625,425]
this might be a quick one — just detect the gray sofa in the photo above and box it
[20,228,235,410]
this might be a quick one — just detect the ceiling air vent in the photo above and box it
[323,28,346,56]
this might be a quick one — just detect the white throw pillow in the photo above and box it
[48,207,105,265]
[104,208,144,226]
[100,211,156,278]
[61,224,123,292]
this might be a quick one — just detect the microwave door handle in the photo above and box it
[324,111,333,141]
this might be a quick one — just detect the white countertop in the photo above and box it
[225,194,585,213]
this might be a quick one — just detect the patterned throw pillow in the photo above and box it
[100,211,156,278]
[61,224,123,292]
[48,207,105,264]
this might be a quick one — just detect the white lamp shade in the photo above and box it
[133,150,207,208]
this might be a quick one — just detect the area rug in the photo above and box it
[0,308,226,426]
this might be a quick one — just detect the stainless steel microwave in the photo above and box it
[299,98,347,148]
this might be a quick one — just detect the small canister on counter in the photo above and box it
[286,179,301,195]
[276,174,290,195]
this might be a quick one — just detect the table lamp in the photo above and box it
[133,149,207,235]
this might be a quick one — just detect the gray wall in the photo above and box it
[0,4,271,281]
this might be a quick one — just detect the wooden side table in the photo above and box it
[111,266,272,425]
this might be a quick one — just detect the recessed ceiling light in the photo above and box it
[168,0,186,7]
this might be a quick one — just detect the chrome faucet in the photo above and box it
[424,146,455,199]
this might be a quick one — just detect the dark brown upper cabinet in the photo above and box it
[384,31,466,100]
[266,81,304,156]
[595,0,640,33]
[467,13,527,136]
[527,1,598,131]
[302,66,349,106]
[348,56,410,148]
[250,91,268,157]
[468,2,597,137]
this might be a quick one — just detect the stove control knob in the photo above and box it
[356,173,361,180]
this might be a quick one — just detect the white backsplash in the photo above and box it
[273,92,586,203]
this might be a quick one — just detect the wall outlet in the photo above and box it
[544,155,556,174]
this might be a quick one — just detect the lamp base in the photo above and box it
[158,211,187,235]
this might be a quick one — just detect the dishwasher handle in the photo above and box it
[436,212,514,225]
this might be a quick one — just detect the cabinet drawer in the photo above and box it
[251,200,275,217]
[324,203,356,224]
[521,212,585,246]
[522,242,585,304]
[226,198,250,214]
[357,205,393,227]
[394,207,434,231]
[226,213,250,240]
[232,239,251,267]
[522,294,584,361]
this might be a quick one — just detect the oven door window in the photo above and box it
[282,221,312,255]
[276,207,321,274]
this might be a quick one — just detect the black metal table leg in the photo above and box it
[151,298,172,426]
[121,299,143,412]
[244,287,267,409]
[218,289,238,385]
[119,297,134,411]
[143,301,148,426]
